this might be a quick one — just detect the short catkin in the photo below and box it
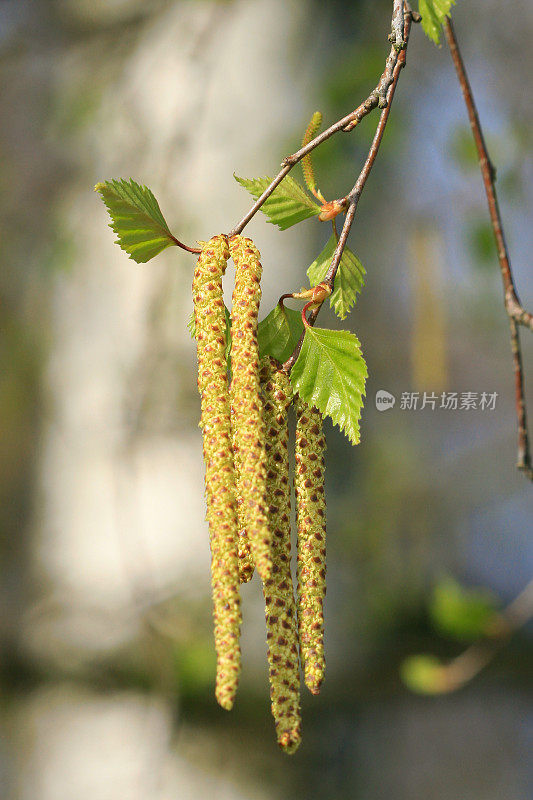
[193,235,241,711]
[229,235,272,582]
[260,357,302,754]
[294,398,327,695]
[301,110,323,197]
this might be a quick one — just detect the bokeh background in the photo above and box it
[1,0,532,797]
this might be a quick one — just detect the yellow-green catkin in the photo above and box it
[193,235,241,711]
[294,398,327,695]
[229,235,272,582]
[260,357,302,754]
[301,110,323,199]
[232,432,255,583]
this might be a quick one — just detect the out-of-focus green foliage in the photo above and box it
[174,639,216,696]
[401,654,449,694]
[466,219,498,269]
[449,125,480,169]
[430,576,500,641]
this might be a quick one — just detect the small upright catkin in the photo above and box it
[229,235,272,582]
[193,235,241,711]
[260,357,302,754]
[294,398,327,695]
[301,110,323,199]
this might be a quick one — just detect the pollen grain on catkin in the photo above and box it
[193,234,242,711]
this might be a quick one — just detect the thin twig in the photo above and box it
[444,17,533,479]
[227,0,409,239]
[282,4,412,372]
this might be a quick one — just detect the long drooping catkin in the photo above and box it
[232,431,255,584]
[229,235,272,582]
[260,358,302,754]
[193,235,241,710]
[295,398,327,695]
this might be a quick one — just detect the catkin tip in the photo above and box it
[216,692,235,711]
[278,729,302,754]
[305,675,322,696]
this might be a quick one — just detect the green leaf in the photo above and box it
[290,326,367,445]
[234,174,321,230]
[258,304,304,363]
[430,577,499,642]
[401,655,449,695]
[418,0,456,44]
[307,234,365,320]
[95,178,177,263]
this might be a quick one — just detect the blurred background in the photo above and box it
[1,0,532,797]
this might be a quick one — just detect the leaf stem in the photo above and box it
[169,234,201,254]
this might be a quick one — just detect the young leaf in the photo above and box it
[234,174,321,230]
[418,0,456,45]
[258,304,304,363]
[307,235,365,320]
[290,326,367,445]
[95,178,178,263]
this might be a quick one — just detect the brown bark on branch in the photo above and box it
[444,17,533,480]
[227,0,411,240]
[282,2,413,372]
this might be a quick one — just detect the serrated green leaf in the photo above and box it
[401,655,449,695]
[290,326,367,445]
[234,174,321,230]
[258,304,304,363]
[95,178,177,263]
[418,0,456,44]
[307,235,365,320]
[430,577,499,642]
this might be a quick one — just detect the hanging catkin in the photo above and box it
[294,398,327,695]
[232,432,255,584]
[260,357,302,754]
[229,235,272,582]
[193,235,241,711]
